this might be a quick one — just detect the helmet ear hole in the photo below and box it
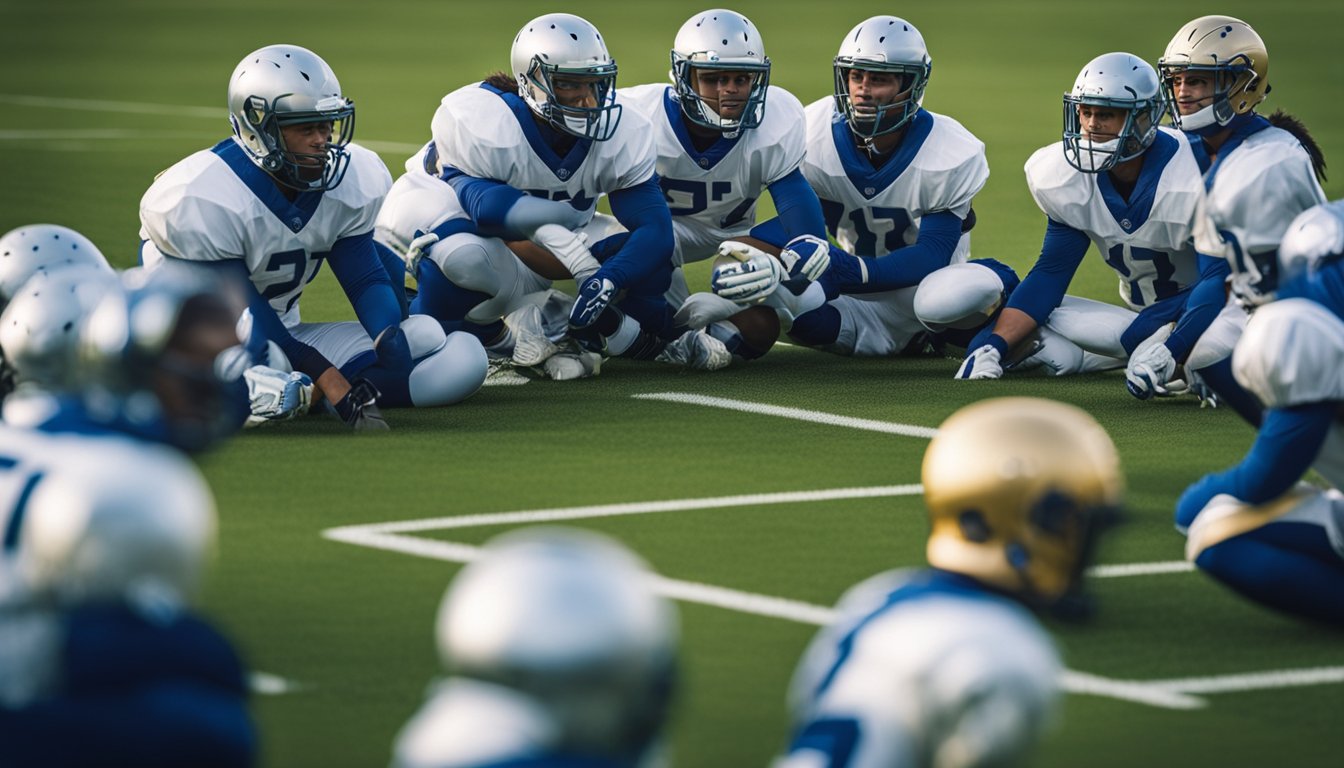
[957,509,992,543]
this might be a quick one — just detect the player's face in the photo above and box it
[1077,104,1127,143]
[693,69,756,120]
[1167,70,1215,116]
[846,69,908,115]
[280,121,333,180]
[551,75,603,109]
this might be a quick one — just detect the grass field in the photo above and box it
[4,0,1344,765]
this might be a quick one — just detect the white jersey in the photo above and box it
[139,139,392,327]
[1194,124,1327,262]
[1025,127,1205,310]
[429,81,657,221]
[619,83,807,264]
[1233,298,1344,490]
[802,100,988,259]
[391,678,574,768]
[777,569,1060,768]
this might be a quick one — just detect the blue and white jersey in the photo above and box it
[1025,128,1204,310]
[776,568,1059,768]
[392,677,641,768]
[139,139,392,327]
[801,100,988,259]
[1194,123,1326,263]
[429,82,658,219]
[619,83,807,264]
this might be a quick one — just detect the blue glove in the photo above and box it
[779,235,832,281]
[569,276,617,330]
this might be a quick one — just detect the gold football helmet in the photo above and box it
[923,397,1123,609]
[1158,15,1269,132]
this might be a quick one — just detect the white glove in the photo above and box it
[403,231,440,275]
[532,224,600,283]
[778,235,831,281]
[1125,341,1177,400]
[711,241,783,304]
[956,344,1004,380]
[244,365,313,427]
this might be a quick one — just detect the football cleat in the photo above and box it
[655,329,731,371]
[506,304,560,367]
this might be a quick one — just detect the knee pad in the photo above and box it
[913,262,1004,333]
[435,235,502,294]
[401,314,448,358]
[408,331,488,407]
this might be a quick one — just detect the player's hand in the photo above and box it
[569,276,617,330]
[956,344,1004,380]
[326,378,390,431]
[778,235,831,281]
[243,366,312,427]
[1125,342,1177,400]
[404,230,440,274]
[711,241,782,304]
[532,224,601,283]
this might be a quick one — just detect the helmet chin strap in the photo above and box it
[1178,103,1224,134]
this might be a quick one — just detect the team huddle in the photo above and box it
[1,7,1342,767]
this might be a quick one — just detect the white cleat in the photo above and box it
[506,304,559,367]
[543,349,603,381]
[655,329,732,371]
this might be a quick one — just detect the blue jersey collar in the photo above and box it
[1095,129,1179,234]
[480,83,592,182]
[1200,114,1273,191]
[210,139,323,234]
[832,108,935,201]
[662,88,741,170]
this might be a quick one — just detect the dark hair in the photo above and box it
[484,70,518,93]
[1267,109,1328,183]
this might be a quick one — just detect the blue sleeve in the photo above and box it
[598,175,674,289]
[1004,217,1091,325]
[1177,403,1335,519]
[768,168,827,241]
[819,198,844,238]
[1165,254,1230,362]
[842,210,964,292]
[443,169,525,237]
[325,232,405,364]
[163,256,333,378]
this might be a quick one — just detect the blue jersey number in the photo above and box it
[660,179,756,227]
[847,207,912,257]
[787,717,861,768]
[0,455,46,553]
[1105,244,1180,305]
[260,249,326,314]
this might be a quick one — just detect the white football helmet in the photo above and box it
[1277,200,1344,289]
[510,14,622,141]
[1158,16,1269,134]
[670,9,770,134]
[1062,52,1165,173]
[80,265,248,453]
[437,527,678,761]
[0,266,119,391]
[833,16,931,142]
[0,224,111,311]
[228,44,355,191]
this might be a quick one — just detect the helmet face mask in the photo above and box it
[670,9,771,135]
[1227,247,1281,310]
[1158,16,1269,134]
[832,17,932,143]
[1062,52,1165,173]
[511,14,623,142]
[228,44,355,192]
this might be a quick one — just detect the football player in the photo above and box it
[618,8,828,361]
[0,266,255,766]
[1176,201,1344,626]
[776,397,1122,768]
[376,13,729,379]
[391,527,679,768]
[140,44,487,430]
[956,52,1244,392]
[719,16,992,357]
[1157,15,1328,422]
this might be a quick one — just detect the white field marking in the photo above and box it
[1146,666,1344,694]
[1060,671,1205,709]
[0,93,223,118]
[633,392,939,438]
[250,672,304,695]
[0,129,209,140]
[1089,560,1194,578]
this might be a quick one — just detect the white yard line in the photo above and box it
[1146,666,1344,695]
[0,93,223,118]
[633,392,940,438]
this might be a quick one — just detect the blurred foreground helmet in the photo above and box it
[0,267,119,392]
[923,397,1123,611]
[1159,16,1269,133]
[228,43,355,191]
[670,9,771,134]
[1063,52,1165,173]
[80,265,248,452]
[832,16,931,143]
[0,224,112,311]
[1277,200,1344,288]
[437,527,678,761]
[510,14,621,141]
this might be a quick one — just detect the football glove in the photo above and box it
[711,241,783,305]
[1125,341,1177,400]
[778,235,832,281]
[326,378,390,432]
[956,344,1004,380]
[532,224,600,283]
[403,230,440,275]
[243,366,312,427]
[569,276,617,330]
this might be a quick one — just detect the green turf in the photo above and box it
[5,1,1344,766]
